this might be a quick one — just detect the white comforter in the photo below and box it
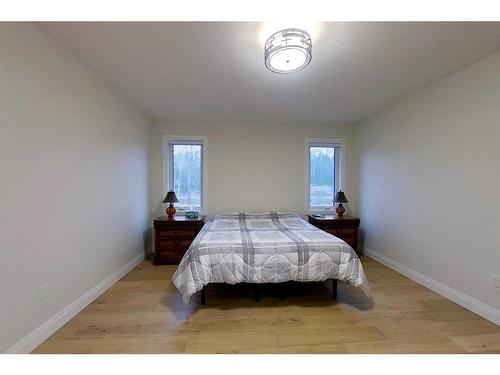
[172,212,370,303]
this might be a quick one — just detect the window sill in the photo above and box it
[175,209,205,215]
[309,207,337,214]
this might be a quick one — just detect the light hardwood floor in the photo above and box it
[33,257,500,354]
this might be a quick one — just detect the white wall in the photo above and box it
[0,23,150,352]
[149,120,356,220]
[354,51,500,315]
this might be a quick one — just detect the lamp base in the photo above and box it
[166,204,176,219]
[336,203,345,217]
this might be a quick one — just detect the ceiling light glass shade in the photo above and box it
[264,28,312,74]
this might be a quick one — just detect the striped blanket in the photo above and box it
[173,212,370,303]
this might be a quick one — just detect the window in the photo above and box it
[163,136,206,211]
[307,139,344,211]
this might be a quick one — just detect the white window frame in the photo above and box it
[305,138,346,213]
[162,135,207,213]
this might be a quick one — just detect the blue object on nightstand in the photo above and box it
[185,210,199,219]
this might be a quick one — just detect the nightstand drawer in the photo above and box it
[156,251,186,264]
[327,228,355,236]
[308,214,360,256]
[328,232,355,243]
[153,215,205,265]
[157,239,193,250]
[345,236,356,243]
[158,229,198,239]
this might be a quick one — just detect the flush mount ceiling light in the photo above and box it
[264,28,312,74]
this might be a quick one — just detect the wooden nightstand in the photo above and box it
[153,215,205,265]
[308,214,361,255]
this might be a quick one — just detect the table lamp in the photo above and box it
[163,191,179,219]
[334,190,349,217]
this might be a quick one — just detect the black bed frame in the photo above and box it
[199,279,338,305]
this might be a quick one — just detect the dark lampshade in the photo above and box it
[163,191,179,204]
[334,190,349,204]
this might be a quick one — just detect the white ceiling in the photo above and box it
[39,22,500,124]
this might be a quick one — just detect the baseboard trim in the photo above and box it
[5,252,145,354]
[363,247,500,326]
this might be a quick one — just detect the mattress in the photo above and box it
[172,212,370,303]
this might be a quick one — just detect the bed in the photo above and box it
[172,212,370,304]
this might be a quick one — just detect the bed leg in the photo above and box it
[279,285,286,301]
[254,285,261,302]
[331,279,338,300]
[200,286,206,305]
